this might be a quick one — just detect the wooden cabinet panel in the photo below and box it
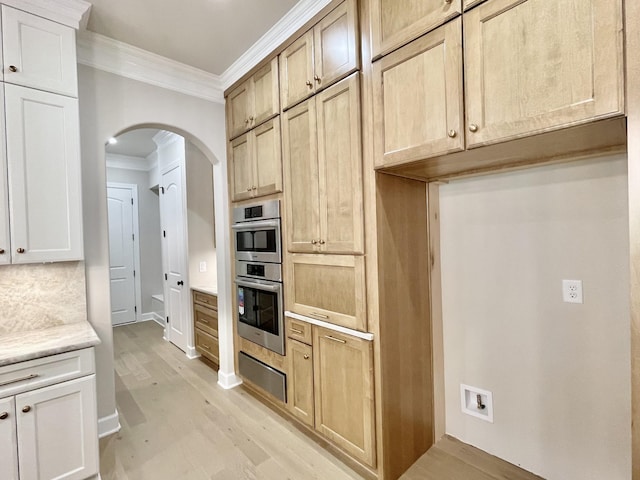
[0,397,18,480]
[287,339,314,427]
[253,58,280,127]
[370,0,461,59]
[16,375,98,480]
[286,316,313,345]
[464,0,624,148]
[2,6,78,97]
[313,0,359,91]
[195,329,219,365]
[316,74,363,254]
[227,80,253,140]
[5,84,83,263]
[373,18,464,168]
[194,303,218,337]
[288,254,366,332]
[230,133,254,202]
[283,99,320,252]
[280,31,315,110]
[194,291,218,309]
[313,326,375,467]
[463,0,487,10]
[253,118,283,197]
[0,87,8,266]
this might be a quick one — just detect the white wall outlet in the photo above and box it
[461,384,494,423]
[562,279,583,304]
[199,261,207,273]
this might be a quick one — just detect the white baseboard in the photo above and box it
[98,410,121,438]
[186,345,198,359]
[139,311,165,326]
[218,371,243,390]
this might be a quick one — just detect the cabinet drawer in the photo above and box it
[0,348,94,398]
[286,317,313,345]
[194,303,218,337]
[194,291,217,309]
[195,329,219,365]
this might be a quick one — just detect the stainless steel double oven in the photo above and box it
[232,200,285,355]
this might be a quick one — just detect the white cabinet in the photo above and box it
[4,84,83,263]
[0,348,99,480]
[0,86,8,265]
[2,5,78,97]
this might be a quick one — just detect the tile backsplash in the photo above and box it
[0,262,87,334]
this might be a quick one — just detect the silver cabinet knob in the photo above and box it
[16,248,25,254]
[8,65,17,73]
[469,124,479,133]
[22,406,31,413]
[0,412,8,420]
[448,129,457,138]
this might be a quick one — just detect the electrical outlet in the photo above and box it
[460,384,494,423]
[199,261,207,273]
[562,279,583,304]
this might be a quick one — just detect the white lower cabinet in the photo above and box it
[0,349,99,480]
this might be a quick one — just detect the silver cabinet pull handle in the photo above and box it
[309,312,329,320]
[324,335,346,344]
[0,373,39,387]
[291,328,304,335]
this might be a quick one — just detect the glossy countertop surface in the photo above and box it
[0,321,100,367]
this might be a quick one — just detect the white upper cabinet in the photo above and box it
[0,87,9,265]
[5,84,83,263]
[2,5,78,97]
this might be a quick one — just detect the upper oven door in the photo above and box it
[232,219,281,263]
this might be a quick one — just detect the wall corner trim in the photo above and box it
[217,371,243,390]
[2,0,91,29]
[98,410,121,439]
[76,31,224,104]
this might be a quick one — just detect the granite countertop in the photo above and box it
[191,285,217,296]
[0,321,101,367]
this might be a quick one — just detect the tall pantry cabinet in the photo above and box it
[0,4,83,265]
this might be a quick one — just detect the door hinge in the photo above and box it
[132,233,135,241]
[163,230,166,238]
[166,316,169,323]
[161,186,165,194]
[134,306,137,313]
[131,198,134,205]
[165,273,168,280]
[133,270,136,277]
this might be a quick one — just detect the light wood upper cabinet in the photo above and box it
[313,326,375,467]
[370,0,461,59]
[287,253,367,332]
[287,339,315,427]
[230,117,282,202]
[464,0,624,148]
[280,0,359,110]
[5,84,83,263]
[283,73,363,253]
[373,18,464,168]
[2,6,78,97]
[227,57,279,140]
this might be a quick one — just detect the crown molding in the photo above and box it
[77,31,224,104]
[152,130,182,149]
[4,0,91,29]
[106,153,155,172]
[219,0,333,90]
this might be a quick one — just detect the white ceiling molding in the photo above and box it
[220,0,333,90]
[4,0,91,29]
[152,130,181,149]
[106,153,154,172]
[76,30,224,104]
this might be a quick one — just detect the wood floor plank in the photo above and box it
[101,322,364,480]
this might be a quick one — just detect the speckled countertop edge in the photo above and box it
[0,321,101,367]
[191,285,218,296]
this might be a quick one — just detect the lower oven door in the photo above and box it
[235,277,284,355]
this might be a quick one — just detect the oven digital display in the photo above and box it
[244,205,263,219]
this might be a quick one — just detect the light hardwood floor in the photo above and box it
[100,321,365,480]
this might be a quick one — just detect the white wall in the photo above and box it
[186,140,217,289]
[106,164,163,314]
[439,155,631,480]
[78,65,237,426]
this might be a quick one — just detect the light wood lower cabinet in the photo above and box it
[286,339,314,427]
[193,290,219,368]
[464,0,624,147]
[287,253,367,332]
[313,326,375,467]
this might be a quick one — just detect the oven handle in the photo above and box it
[231,220,280,230]
[235,279,281,292]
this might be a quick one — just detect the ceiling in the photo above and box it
[105,128,161,158]
[86,0,300,75]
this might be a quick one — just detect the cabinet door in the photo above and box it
[282,99,320,253]
[313,0,359,91]
[373,18,464,168]
[287,339,314,427]
[230,132,254,202]
[316,74,364,254]
[370,0,461,58]
[464,0,624,148]
[313,326,375,467]
[0,397,18,480]
[253,117,283,198]
[227,79,253,140]
[0,87,9,265]
[464,0,487,9]
[2,6,78,97]
[16,375,98,480]
[5,84,83,263]
[253,57,280,127]
[280,30,315,110]
[287,254,366,331]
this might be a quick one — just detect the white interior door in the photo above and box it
[161,163,189,353]
[107,185,137,326]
